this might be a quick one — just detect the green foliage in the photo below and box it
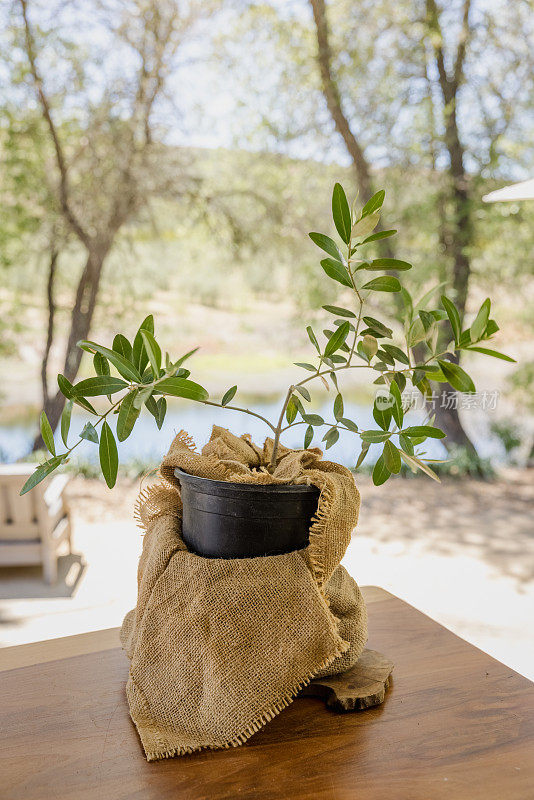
[21,183,512,494]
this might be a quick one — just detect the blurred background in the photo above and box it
[0,0,533,676]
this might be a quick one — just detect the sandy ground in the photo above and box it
[0,472,533,679]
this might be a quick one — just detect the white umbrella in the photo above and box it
[482,178,534,203]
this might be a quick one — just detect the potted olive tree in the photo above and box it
[22,183,513,557]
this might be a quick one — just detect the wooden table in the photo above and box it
[1,587,533,800]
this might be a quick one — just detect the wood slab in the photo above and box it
[1,586,533,800]
[302,648,394,711]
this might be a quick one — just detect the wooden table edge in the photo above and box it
[5,585,525,684]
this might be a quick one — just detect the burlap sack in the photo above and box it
[121,426,367,760]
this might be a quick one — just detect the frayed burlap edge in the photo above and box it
[124,429,366,760]
[129,636,350,761]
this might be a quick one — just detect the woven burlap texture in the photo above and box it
[121,426,367,761]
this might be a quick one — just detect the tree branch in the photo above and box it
[453,0,472,89]
[308,0,373,202]
[18,0,91,249]
[40,242,58,405]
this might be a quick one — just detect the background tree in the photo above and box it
[13,0,217,446]
[220,0,534,454]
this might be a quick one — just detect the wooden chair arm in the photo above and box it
[43,474,71,508]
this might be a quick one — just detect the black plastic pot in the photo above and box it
[175,468,320,559]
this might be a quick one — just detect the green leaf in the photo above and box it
[72,376,128,397]
[465,346,515,362]
[372,455,391,486]
[361,189,385,217]
[321,258,352,287]
[362,317,392,338]
[362,229,397,244]
[57,373,73,399]
[304,425,314,449]
[408,317,427,347]
[322,305,356,318]
[134,386,153,409]
[383,440,401,474]
[140,330,161,379]
[39,411,55,456]
[332,183,351,244]
[437,359,476,393]
[286,396,298,424]
[294,362,317,372]
[370,258,412,271]
[351,211,380,239]
[132,315,154,374]
[60,400,73,448]
[295,385,311,402]
[412,368,426,386]
[414,282,448,311]
[302,413,324,426]
[78,340,141,382]
[484,320,499,338]
[324,322,350,357]
[419,310,435,332]
[80,422,99,444]
[144,394,159,421]
[93,352,110,377]
[117,391,141,442]
[156,377,209,402]
[361,334,378,359]
[398,433,413,455]
[221,385,237,406]
[441,296,461,344]
[389,381,404,428]
[155,397,167,430]
[323,329,350,352]
[361,430,391,443]
[340,417,358,433]
[403,425,446,439]
[381,344,410,365]
[377,348,395,366]
[400,451,440,482]
[322,427,339,449]
[292,395,306,417]
[458,329,472,348]
[373,393,392,431]
[393,372,407,392]
[362,276,401,292]
[173,347,199,369]
[307,326,320,352]
[113,334,133,361]
[20,456,63,496]
[470,298,491,342]
[58,374,96,414]
[309,232,344,262]
[333,393,344,420]
[354,441,370,469]
[99,421,118,489]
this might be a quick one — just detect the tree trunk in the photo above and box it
[425,0,476,455]
[310,0,476,455]
[32,246,107,450]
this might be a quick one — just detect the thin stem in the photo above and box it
[269,385,295,468]
[280,417,340,434]
[199,399,276,432]
[55,392,126,463]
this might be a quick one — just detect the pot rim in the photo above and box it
[174,467,320,496]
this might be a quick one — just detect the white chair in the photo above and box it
[0,464,72,584]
